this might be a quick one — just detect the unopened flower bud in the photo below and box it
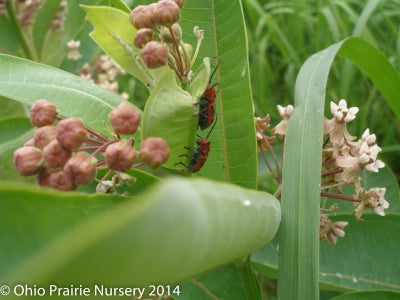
[105,140,137,172]
[153,0,180,27]
[42,140,72,169]
[36,168,52,187]
[108,102,141,135]
[141,41,168,68]
[160,23,182,43]
[34,125,56,149]
[139,137,170,167]
[30,99,57,127]
[134,28,155,49]
[24,138,35,147]
[48,170,76,191]
[64,152,97,185]
[171,0,184,9]
[179,43,192,58]
[56,118,87,150]
[130,4,155,29]
[13,146,44,176]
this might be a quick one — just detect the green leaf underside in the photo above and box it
[278,37,400,299]
[83,5,167,89]
[252,214,400,292]
[180,0,257,188]
[0,54,128,136]
[141,69,198,169]
[1,178,280,290]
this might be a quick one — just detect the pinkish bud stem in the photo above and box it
[91,139,119,157]
[258,143,280,184]
[321,167,343,177]
[320,192,361,202]
[257,129,282,182]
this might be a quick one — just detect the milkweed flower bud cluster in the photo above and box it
[14,99,170,193]
[256,99,389,244]
[130,0,202,82]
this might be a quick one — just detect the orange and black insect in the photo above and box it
[198,59,220,130]
[176,116,217,173]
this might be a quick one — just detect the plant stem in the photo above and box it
[259,144,280,183]
[5,0,35,60]
[320,192,361,202]
[235,256,261,300]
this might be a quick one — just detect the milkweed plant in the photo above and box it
[0,0,399,299]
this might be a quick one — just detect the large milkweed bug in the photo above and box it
[176,115,218,173]
[198,58,220,130]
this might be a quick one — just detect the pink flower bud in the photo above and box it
[160,23,182,43]
[13,146,44,176]
[108,102,141,135]
[42,140,72,169]
[139,137,170,167]
[48,170,76,191]
[56,118,87,151]
[36,168,52,187]
[130,4,155,29]
[34,125,56,149]
[171,0,184,9]
[30,99,57,127]
[105,140,137,172]
[134,28,155,49]
[141,41,168,68]
[153,0,180,27]
[64,152,97,185]
[24,138,35,147]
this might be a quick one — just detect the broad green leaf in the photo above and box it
[180,0,257,188]
[0,116,33,145]
[83,5,167,89]
[109,0,131,13]
[331,290,400,300]
[252,214,400,293]
[320,214,400,292]
[33,0,64,59]
[0,98,26,118]
[0,54,129,136]
[278,37,400,299]
[0,117,34,182]
[177,264,246,300]
[141,68,198,169]
[1,178,280,291]
[0,181,125,278]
